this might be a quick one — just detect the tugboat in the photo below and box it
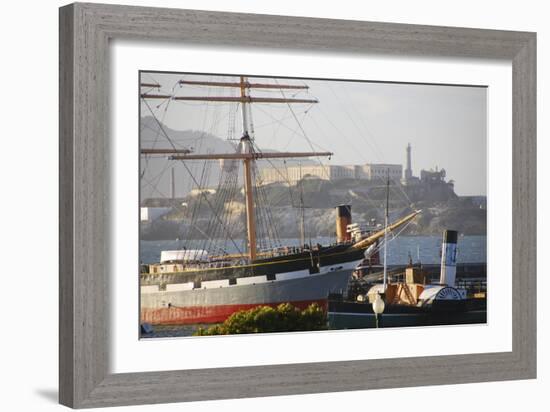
[327,229,487,329]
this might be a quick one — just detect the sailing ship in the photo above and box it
[139,75,420,325]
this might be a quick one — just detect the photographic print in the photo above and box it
[139,72,487,338]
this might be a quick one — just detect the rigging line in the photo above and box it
[201,154,221,252]
[186,219,214,244]
[365,214,417,259]
[264,107,288,149]
[140,86,159,94]
[252,112,301,129]
[256,172,282,247]
[326,83,387,160]
[326,84,414,206]
[284,162,304,241]
[140,154,170,181]
[276,110,307,152]
[217,167,240,249]
[151,98,172,151]
[347,185,383,213]
[340,83,386,158]
[314,103,413,206]
[264,106,294,143]
[297,164,308,246]
[186,80,213,188]
[210,161,238,251]
[281,109,314,151]
[199,160,218,252]
[141,175,170,199]
[188,89,230,209]
[261,190,278,249]
[252,105,331,153]
[142,98,244,256]
[140,101,170,175]
[244,104,267,248]
[247,100,278,250]
[227,101,236,142]
[252,183,266,250]
[201,157,226,255]
[220,167,242,253]
[388,176,411,206]
[292,164,307,244]
[307,107,365,161]
[205,102,237,248]
[286,103,330,180]
[370,175,411,209]
[207,167,229,245]
[250,142,295,194]
[251,141,301,242]
[140,159,173,200]
[140,73,162,96]
[142,72,160,86]
[253,165,278,250]
[209,97,228,142]
[188,162,206,228]
[140,156,172,183]
[251,103,325,146]
[245,146,266,248]
[275,80,330,180]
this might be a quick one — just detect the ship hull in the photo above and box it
[141,266,353,325]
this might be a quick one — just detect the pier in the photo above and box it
[358,262,486,283]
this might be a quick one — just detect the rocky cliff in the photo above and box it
[141,178,485,240]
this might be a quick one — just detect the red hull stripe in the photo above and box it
[141,299,328,325]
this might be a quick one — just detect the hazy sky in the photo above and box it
[140,72,487,196]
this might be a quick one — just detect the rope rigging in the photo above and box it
[141,97,244,257]
[140,74,417,263]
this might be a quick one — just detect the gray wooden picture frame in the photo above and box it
[59,2,536,408]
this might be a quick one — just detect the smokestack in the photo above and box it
[336,205,352,243]
[170,167,175,199]
[439,230,458,286]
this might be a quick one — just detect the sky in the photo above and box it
[140,72,487,196]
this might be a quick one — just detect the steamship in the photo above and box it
[139,75,420,326]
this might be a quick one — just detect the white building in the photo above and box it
[140,207,171,222]
[189,188,217,197]
[362,164,403,181]
[259,163,402,185]
[260,165,331,184]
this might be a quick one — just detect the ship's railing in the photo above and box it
[209,244,325,262]
[143,241,355,275]
[455,279,487,295]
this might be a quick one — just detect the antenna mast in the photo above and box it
[239,76,257,259]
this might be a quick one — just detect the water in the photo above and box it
[139,234,486,338]
[140,235,486,265]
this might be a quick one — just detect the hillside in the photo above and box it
[141,177,486,240]
[140,116,315,201]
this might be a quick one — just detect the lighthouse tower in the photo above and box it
[404,143,413,181]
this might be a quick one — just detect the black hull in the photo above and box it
[328,298,487,329]
[328,297,486,314]
[141,243,365,286]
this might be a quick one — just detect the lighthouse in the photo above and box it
[404,143,413,181]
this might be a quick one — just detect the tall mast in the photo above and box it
[239,76,257,260]
[383,169,390,291]
[240,76,250,136]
